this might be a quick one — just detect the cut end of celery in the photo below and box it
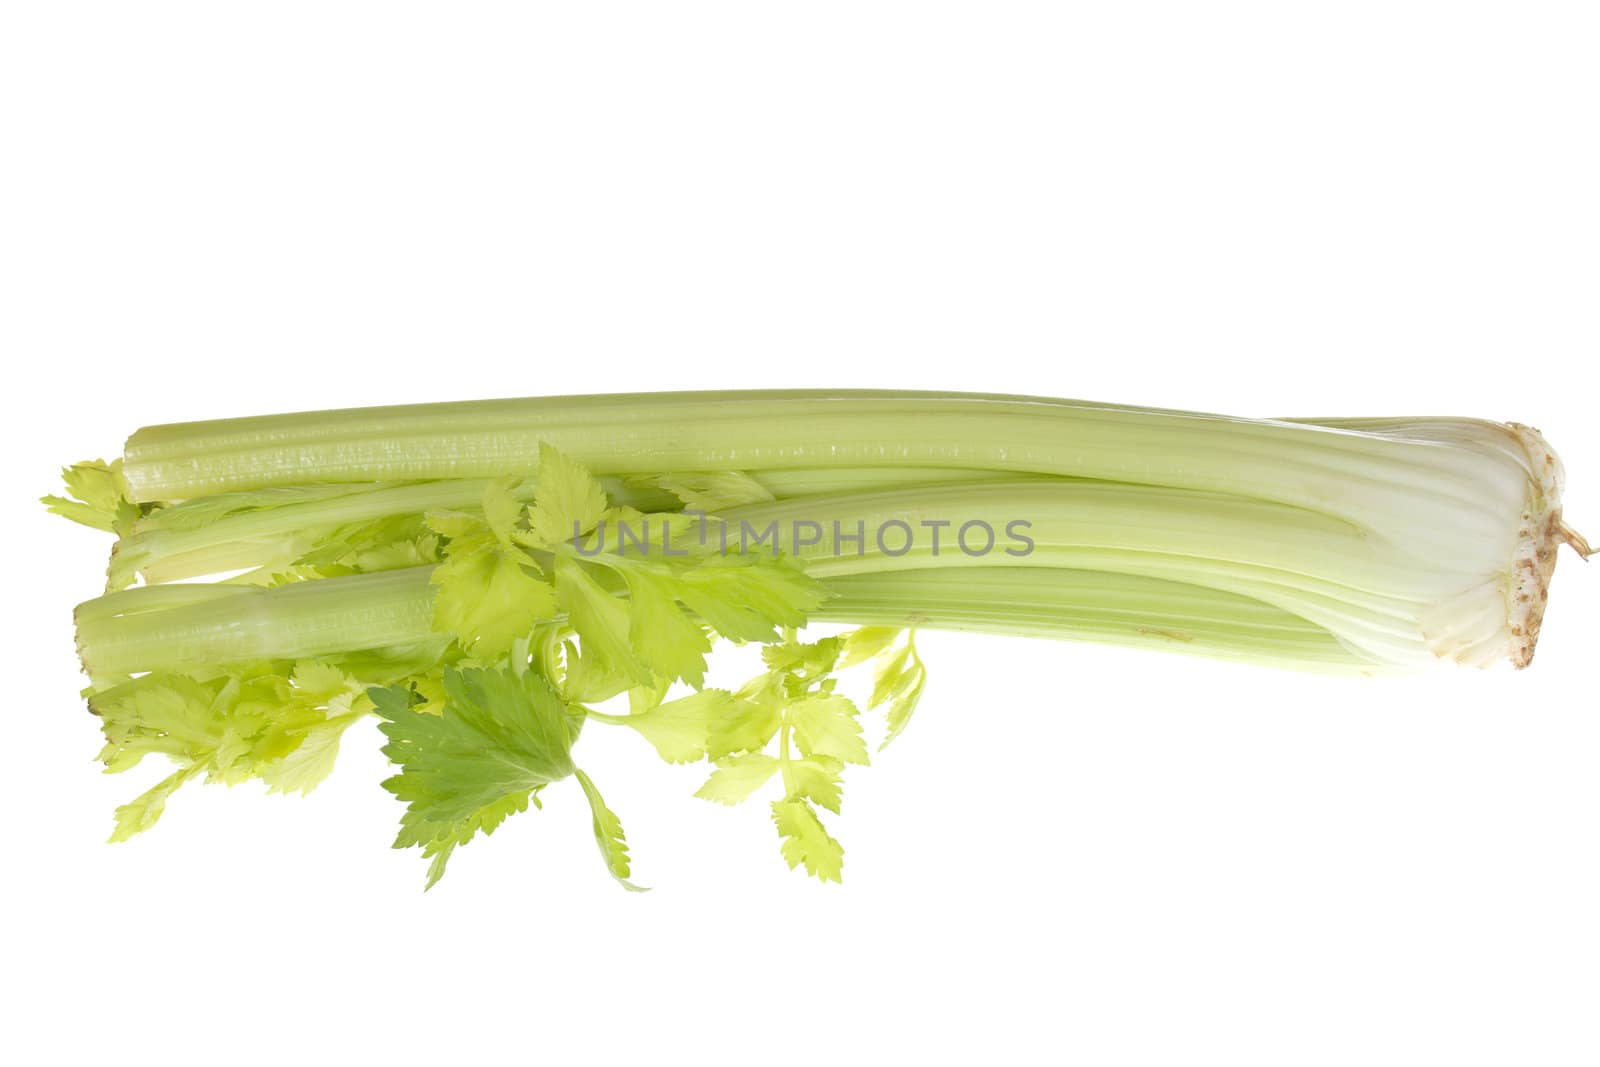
[1504,423,1567,668]
[1416,422,1569,670]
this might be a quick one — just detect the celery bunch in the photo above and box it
[48,391,1589,887]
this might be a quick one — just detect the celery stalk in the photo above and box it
[110,465,1041,587]
[77,567,437,676]
[74,562,1376,678]
[52,391,1590,888]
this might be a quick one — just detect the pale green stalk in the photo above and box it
[816,569,1374,673]
[120,393,1529,551]
[73,563,1378,678]
[90,391,1580,673]
[111,465,1043,586]
[77,567,438,677]
[708,481,1477,669]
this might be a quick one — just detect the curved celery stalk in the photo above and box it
[74,562,1378,679]
[816,569,1376,674]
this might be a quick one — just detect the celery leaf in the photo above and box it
[372,667,583,887]
[870,634,928,747]
[523,442,609,548]
[109,767,201,843]
[694,754,781,805]
[771,798,844,883]
[671,555,829,643]
[621,566,713,688]
[704,695,784,761]
[553,555,653,687]
[636,471,775,512]
[838,626,903,668]
[574,769,645,891]
[788,693,869,765]
[428,480,557,658]
[43,459,140,535]
[789,755,845,814]
[93,663,369,837]
[610,688,746,764]
[432,543,556,658]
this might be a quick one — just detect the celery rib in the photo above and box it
[75,562,1383,678]
[121,392,1534,550]
[113,467,1046,586]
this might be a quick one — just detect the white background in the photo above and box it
[3,3,1597,1064]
